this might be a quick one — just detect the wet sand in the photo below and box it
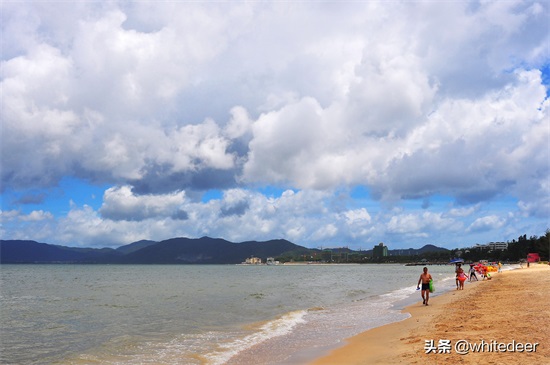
[311,263,550,365]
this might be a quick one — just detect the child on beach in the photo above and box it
[457,271,468,289]
[480,266,487,280]
[416,267,433,306]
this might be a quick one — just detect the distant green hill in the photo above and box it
[0,237,307,264]
[114,237,303,264]
[115,239,157,254]
[0,240,118,263]
[0,238,450,264]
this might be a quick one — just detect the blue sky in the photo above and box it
[1,1,549,249]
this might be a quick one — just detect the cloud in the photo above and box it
[20,210,54,222]
[2,3,242,192]
[59,205,146,246]
[0,210,23,221]
[0,210,55,242]
[170,209,189,221]
[0,185,543,249]
[14,193,47,205]
[449,205,479,218]
[220,189,250,217]
[1,1,548,248]
[362,69,548,204]
[386,211,462,239]
[0,210,53,222]
[467,215,507,233]
[3,2,547,195]
[343,208,372,224]
[99,185,186,221]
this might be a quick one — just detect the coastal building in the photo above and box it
[373,242,388,258]
[487,242,508,251]
[243,256,262,265]
[266,257,280,265]
[473,242,508,251]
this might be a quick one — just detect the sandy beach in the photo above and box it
[311,263,550,365]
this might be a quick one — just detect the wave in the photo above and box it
[203,310,308,365]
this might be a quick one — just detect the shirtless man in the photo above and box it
[417,267,433,306]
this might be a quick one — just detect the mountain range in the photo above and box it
[0,237,448,264]
[0,237,310,264]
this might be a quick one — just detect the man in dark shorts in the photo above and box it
[469,264,478,281]
[417,267,433,306]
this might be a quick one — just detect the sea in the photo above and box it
[1,264,461,365]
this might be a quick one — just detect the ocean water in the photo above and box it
[1,264,458,365]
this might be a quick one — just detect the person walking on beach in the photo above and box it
[417,267,433,306]
[455,263,462,289]
[468,264,478,282]
[455,264,465,290]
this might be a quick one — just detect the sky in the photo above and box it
[1,1,549,250]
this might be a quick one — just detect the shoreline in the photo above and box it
[310,263,550,365]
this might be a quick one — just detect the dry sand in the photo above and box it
[311,263,550,365]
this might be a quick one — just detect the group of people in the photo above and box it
[416,261,504,305]
[456,262,503,289]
